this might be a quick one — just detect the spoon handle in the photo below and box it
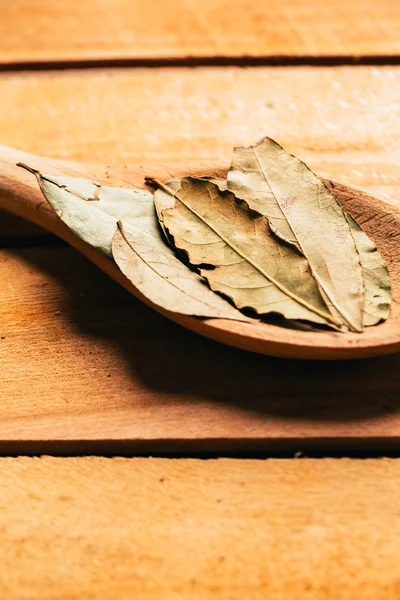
[0,144,221,230]
[0,145,109,240]
[0,145,137,300]
[0,144,227,351]
[0,145,78,237]
[0,145,203,321]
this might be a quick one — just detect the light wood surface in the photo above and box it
[1,0,400,64]
[0,457,399,599]
[1,2,400,597]
[1,66,400,447]
[1,67,400,205]
[2,66,400,246]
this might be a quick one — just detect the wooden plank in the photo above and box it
[1,66,400,451]
[1,0,400,64]
[1,65,399,239]
[1,242,400,453]
[0,457,399,598]
[0,66,400,206]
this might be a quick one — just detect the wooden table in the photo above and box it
[1,1,400,597]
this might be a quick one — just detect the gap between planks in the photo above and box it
[3,55,400,72]
[2,0,400,65]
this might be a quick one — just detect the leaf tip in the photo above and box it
[16,162,40,177]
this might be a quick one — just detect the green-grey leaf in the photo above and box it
[20,166,160,256]
[206,177,391,327]
[227,137,365,332]
[153,177,341,328]
[345,214,391,326]
[112,222,249,322]
[26,166,244,321]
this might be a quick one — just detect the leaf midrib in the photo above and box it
[116,222,241,317]
[170,180,339,326]
[250,145,361,332]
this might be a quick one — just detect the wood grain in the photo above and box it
[0,67,400,447]
[1,66,400,206]
[1,66,400,243]
[1,67,400,446]
[1,0,400,64]
[0,457,399,599]
[1,239,400,452]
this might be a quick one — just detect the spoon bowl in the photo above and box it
[1,145,399,360]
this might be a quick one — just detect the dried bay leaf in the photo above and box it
[19,144,390,334]
[227,137,366,332]
[112,222,249,321]
[150,177,341,328]
[21,165,247,322]
[345,214,391,326]
[18,165,160,256]
[207,176,391,327]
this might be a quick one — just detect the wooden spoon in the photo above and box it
[0,145,399,360]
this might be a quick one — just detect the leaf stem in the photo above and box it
[145,177,174,196]
[16,162,40,177]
